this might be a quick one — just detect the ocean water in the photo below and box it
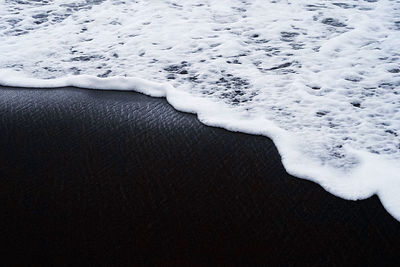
[0,0,399,220]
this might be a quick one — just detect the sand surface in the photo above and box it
[1,86,399,265]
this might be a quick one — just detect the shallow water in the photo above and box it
[0,0,399,220]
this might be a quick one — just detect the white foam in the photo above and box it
[0,0,399,220]
[0,69,167,97]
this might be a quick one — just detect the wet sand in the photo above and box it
[1,86,399,265]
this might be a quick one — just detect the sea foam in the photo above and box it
[0,0,399,220]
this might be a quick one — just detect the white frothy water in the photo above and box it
[0,0,399,220]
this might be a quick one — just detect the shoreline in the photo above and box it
[1,86,399,265]
[2,72,399,221]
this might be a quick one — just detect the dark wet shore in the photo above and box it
[1,86,399,265]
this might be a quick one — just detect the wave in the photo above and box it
[1,0,399,220]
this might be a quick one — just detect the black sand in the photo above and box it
[1,86,399,265]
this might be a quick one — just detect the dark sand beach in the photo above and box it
[1,86,399,265]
